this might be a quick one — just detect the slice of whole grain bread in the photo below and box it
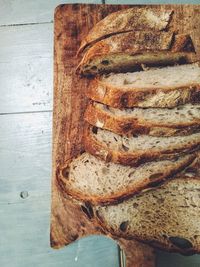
[84,102,200,137]
[84,125,200,166]
[95,178,200,255]
[79,51,195,76]
[58,152,195,205]
[86,63,200,108]
[78,33,195,76]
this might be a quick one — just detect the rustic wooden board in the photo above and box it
[51,3,200,267]
[51,4,156,267]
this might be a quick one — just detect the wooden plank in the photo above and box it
[0,24,53,113]
[0,112,119,267]
[0,0,102,26]
[52,4,155,267]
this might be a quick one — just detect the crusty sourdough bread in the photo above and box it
[58,152,194,205]
[79,51,195,76]
[95,178,200,255]
[78,33,195,76]
[84,102,200,137]
[84,125,200,166]
[78,8,173,54]
[86,63,200,108]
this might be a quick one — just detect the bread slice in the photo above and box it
[95,178,200,255]
[58,152,194,205]
[84,125,200,166]
[78,8,173,54]
[78,32,195,76]
[79,51,195,76]
[86,63,200,108]
[84,102,200,137]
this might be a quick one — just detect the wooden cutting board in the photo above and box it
[51,4,200,267]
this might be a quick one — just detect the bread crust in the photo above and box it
[84,102,200,136]
[84,125,200,166]
[78,33,196,74]
[86,78,200,108]
[57,153,195,205]
[78,8,173,54]
[95,177,200,255]
[171,34,196,53]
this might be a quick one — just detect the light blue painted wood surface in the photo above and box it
[0,113,52,204]
[1,1,200,266]
[0,24,53,113]
[0,0,102,25]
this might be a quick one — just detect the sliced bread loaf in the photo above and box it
[86,63,200,108]
[78,8,173,54]
[84,126,200,166]
[84,102,200,137]
[78,32,195,76]
[58,152,194,205]
[95,178,200,254]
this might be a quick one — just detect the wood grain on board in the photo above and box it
[51,4,200,267]
[52,4,156,267]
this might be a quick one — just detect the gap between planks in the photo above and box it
[0,110,52,116]
[0,21,53,28]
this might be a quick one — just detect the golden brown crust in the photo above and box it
[84,101,150,136]
[78,8,173,54]
[86,78,200,108]
[171,34,196,52]
[57,152,195,205]
[84,102,200,136]
[84,125,200,166]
